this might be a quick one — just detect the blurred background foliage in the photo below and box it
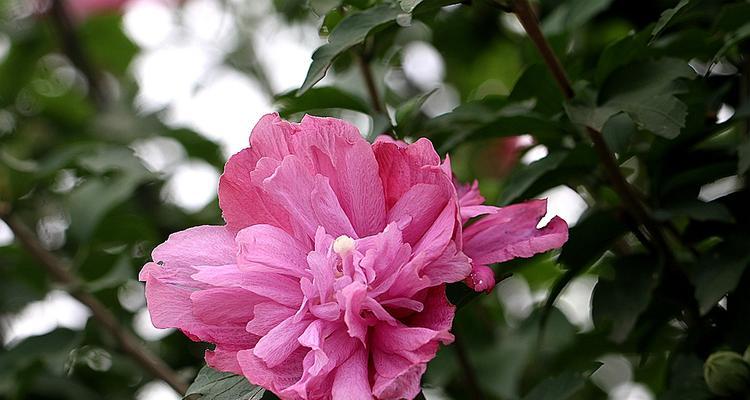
[0,0,749,399]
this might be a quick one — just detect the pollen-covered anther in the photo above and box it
[333,235,356,255]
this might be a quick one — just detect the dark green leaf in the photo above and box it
[570,58,695,139]
[601,112,635,154]
[542,0,613,35]
[500,152,567,205]
[185,366,265,400]
[298,4,402,94]
[651,0,691,41]
[276,86,371,118]
[739,139,750,175]
[592,255,662,342]
[558,209,628,270]
[690,235,750,315]
[522,369,595,400]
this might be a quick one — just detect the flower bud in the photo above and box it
[703,351,750,396]
[744,345,750,364]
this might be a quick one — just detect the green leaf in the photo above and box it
[394,88,437,136]
[601,112,635,154]
[542,0,613,35]
[651,0,691,42]
[558,209,628,270]
[164,129,226,169]
[592,255,662,342]
[569,58,695,139]
[661,354,714,400]
[68,146,154,241]
[400,0,424,13]
[78,15,138,75]
[499,152,567,205]
[739,138,750,175]
[654,200,733,223]
[298,4,402,95]
[521,369,595,400]
[275,86,371,118]
[690,235,750,315]
[509,64,565,116]
[185,366,265,400]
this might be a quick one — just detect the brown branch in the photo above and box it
[507,0,672,256]
[48,0,107,108]
[0,210,188,395]
[357,54,384,114]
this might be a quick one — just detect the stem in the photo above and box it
[357,53,384,114]
[508,0,671,256]
[0,211,188,395]
[453,333,485,400]
[48,0,107,108]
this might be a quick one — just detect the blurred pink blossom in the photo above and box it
[140,114,567,399]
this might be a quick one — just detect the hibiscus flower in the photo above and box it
[140,113,567,399]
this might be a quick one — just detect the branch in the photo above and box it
[507,0,671,255]
[357,53,384,114]
[48,0,107,108]
[0,210,188,395]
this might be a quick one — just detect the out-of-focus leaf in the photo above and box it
[299,4,402,94]
[522,368,597,400]
[595,30,650,85]
[77,15,138,75]
[0,329,82,379]
[394,88,437,136]
[509,64,565,116]
[83,253,131,292]
[542,0,613,35]
[184,366,265,400]
[690,235,750,315]
[651,0,690,41]
[400,0,424,13]
[164,129,226,168]
[499,152,567,205]
[654,200,733,223]
[68,146,154,240]
[276,87,371,118]
[592,255,662,342]
[739,139,750,175]
[601,112,635,154]
[709,22,750,72]
[661,354,714,400]
[558,209,628,270]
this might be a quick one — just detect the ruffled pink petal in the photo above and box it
[253,315,313,368]
[139,226,237,337]
[295,115,387,237]
[462,199,569,265]
[331,345,371,399]
[373,138,445,210]
[262,155,356,241]
[236,224,310,278]
[219,149,293,233]
[192,266,303,308]
[146,225,236,271]
[238,347,306,396]
[246,302,297,336]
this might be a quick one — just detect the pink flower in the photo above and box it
[139,114,568,399]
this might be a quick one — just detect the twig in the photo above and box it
[0,210,188,395]
[453,333,485,400]
[48,0,107,108]
[507,0,672,256]
[357,53,384,114]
